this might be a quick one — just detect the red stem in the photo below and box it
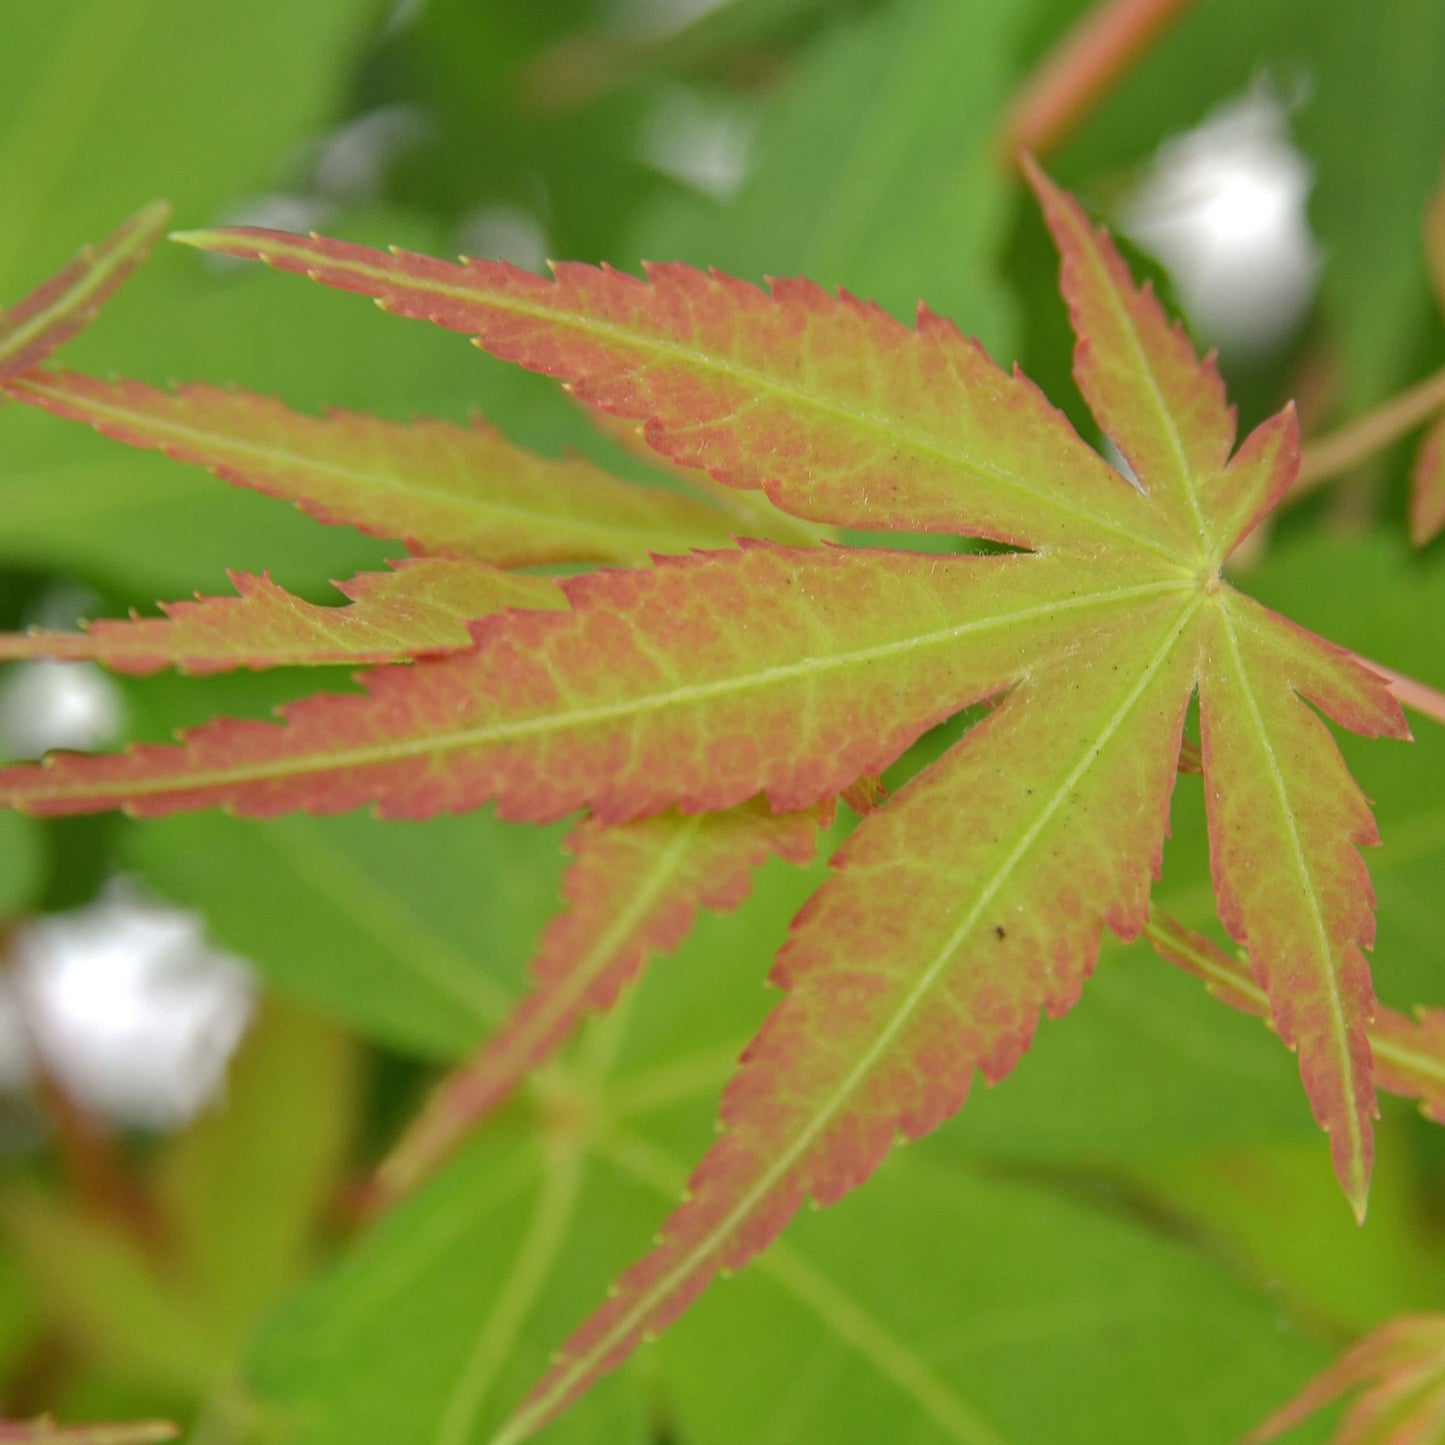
[997,0,1199,162]
[1356,653,1445,730]
[1294,363,1445,496]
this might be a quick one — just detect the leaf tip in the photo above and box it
[168,228,220,253]
[1336,1132,1373,1226]
[133,198,174,235]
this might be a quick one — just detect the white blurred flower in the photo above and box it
[8,880,255,1129]
[1124,82,1320,357]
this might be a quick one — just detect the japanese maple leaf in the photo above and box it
[0,165,1410,1440]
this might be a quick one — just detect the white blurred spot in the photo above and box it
[0,661,123,759]
[195,106,428,276]
[382,0,428,35]
[608,0,735,43]
[0,985,30,1094]
[311,105,431,206]
[454,205,550,273]
[1102,437,1143,492]
[1123,83,1320,357]
[641,87,755,202]
[9,880,255,1128]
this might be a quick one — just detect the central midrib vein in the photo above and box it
[16,376,724,553]
[32,577,1193,801]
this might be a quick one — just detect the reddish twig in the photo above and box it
[996,0,1199,162]
[1295,363,1445,497]
[1355,653,1445,730]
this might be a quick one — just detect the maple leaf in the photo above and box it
[1246,1314,1445,1444]
[0,165,1416,1440]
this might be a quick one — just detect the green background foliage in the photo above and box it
[1,1,1442,1442]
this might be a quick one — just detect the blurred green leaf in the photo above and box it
[1127,1117,1445,1341]
[153,1002,361,1353]
[0,1248,41,1385]
[0,1195,224,1397]
[0,0,378,292]
[634,0,1033,353]
[660,1148,1333,1445]
[0,810,43,918]
[249,1127,654,1445]
[125,811,567,1060]
[1296,0,1445,407]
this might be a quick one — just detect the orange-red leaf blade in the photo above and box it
[497,600,1200,1441]
[173,226,1181,556]
[1246,1315,1445,1444]
[3,370,734,567]
[0,546,1166,823]
[1146,910,1445,1124]
[1199,592,1409,1216]
[576,400,831,549]
[0,559,560,675]
[1370,1008,1445,1126]
[0,203,170,381]
[1024,157,1229,553]
[1203,403,1300,559]
[378,799,825,1198]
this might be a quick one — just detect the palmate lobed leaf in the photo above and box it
[0,169,1417,1440]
